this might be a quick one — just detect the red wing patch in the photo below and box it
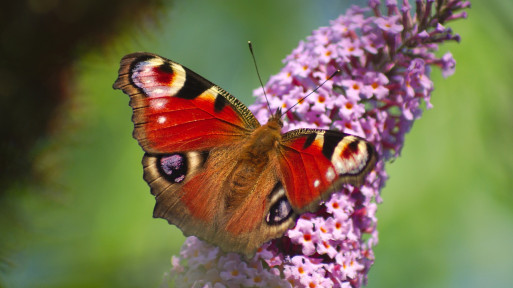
[113,53,260,153]
[278,129,377,211]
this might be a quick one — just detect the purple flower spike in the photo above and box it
[164,1,469,287]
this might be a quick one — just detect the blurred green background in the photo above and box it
[1,0,512,287]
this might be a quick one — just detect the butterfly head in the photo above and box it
[268,108,284,128]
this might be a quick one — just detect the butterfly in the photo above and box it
[113,52,377,257]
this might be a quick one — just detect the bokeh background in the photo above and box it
[1,0,512,287]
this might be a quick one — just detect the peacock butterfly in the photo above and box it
[113,52,377,257]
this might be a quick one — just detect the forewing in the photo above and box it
[278,129,377,212]
[113,52,260,153]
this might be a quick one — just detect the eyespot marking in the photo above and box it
[131,57,186,98]
[266,183,294,225]
[266,197,293,225]
[332,138,369,175]
[158,154,187,183]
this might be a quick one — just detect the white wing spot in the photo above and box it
[313,179,320,188]
[326,167,336,182]
[151,98,167,109]
[157,116,166,124]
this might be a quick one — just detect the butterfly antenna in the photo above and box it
[248,41,273,114]
[282,69,340,116]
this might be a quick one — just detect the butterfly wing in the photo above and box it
[278,129,377,212]
[113,52,260,153]
[114,53,269,255]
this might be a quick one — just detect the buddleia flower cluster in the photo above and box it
[164,0,469,287]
